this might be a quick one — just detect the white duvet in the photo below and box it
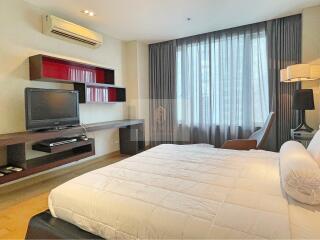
[49,144,320,239]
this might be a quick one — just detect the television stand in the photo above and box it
[0,119,144,185]
[0,139,95,185]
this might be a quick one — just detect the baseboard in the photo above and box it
[0,150,122,195]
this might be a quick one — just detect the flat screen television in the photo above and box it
[25,88,80,131]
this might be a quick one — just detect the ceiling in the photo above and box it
[25,0,320,43]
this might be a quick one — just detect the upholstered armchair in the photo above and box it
[221,112,275,150]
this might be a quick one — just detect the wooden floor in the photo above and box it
[0,154,126,240]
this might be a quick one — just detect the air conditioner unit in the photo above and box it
[42,15,103,48]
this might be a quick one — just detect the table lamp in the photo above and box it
[280,64,320,132]
[292,89,315,132]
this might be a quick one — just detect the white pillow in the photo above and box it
[307,130,320,166]
[280,141,320,205]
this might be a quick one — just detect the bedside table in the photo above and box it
[290,129,316,147]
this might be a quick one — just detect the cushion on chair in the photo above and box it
[280,141,320,205]
[221,139,257,150]
[307,130,320,166]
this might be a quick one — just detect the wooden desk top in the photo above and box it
[0,119,144,147]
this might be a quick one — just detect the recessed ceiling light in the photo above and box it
[81,10,95,17]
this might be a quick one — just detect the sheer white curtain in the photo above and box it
[176,24,269,146]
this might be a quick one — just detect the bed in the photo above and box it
[27,144,320,239]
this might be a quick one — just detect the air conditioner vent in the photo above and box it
[51,30,97,46]
[43,15,103,48]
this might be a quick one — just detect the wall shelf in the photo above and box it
[29,55,115,85]
[29,54,126,103]
[74,83,126,104]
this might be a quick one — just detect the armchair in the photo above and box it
[221,112,275,150]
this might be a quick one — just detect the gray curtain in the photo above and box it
[149,15,301,149]
[176,23,269,147]
[149,41,177,146]
[267,14,302,151]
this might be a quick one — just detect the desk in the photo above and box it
[0,119,144,185]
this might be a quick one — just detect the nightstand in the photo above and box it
[290,129,316,147]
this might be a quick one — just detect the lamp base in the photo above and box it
[294,110,314,133]
[293,122,314,132]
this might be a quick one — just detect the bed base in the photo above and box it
[25,210,103,239]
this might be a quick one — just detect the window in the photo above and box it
[176,28,269,133]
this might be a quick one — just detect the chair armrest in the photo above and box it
[221,139,257,150]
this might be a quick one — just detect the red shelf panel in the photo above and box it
[96,68,106,84]
[108,88,117,102]
[42,57,69,81]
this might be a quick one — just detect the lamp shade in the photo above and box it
[280,64,320,82]
[292,89,315,110]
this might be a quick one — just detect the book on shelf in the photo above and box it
[86,87,108,103]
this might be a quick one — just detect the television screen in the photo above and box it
[25,88,80,131]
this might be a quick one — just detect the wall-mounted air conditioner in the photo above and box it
[42,15,103,48]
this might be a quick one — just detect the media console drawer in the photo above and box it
[32,138,93,153]
[0,139,95,185]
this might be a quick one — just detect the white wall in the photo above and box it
[0,0,128,163]
[302,5,320,129]
[124,41,150,145]
[125,41,139,118]
[137,42,150,145]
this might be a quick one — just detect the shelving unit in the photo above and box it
[0,139,95,185]
[29,54,126,104]
[0,120,144,185]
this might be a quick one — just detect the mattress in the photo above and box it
[49,144,320,239]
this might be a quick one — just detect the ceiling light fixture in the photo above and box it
[81,10,95,17]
